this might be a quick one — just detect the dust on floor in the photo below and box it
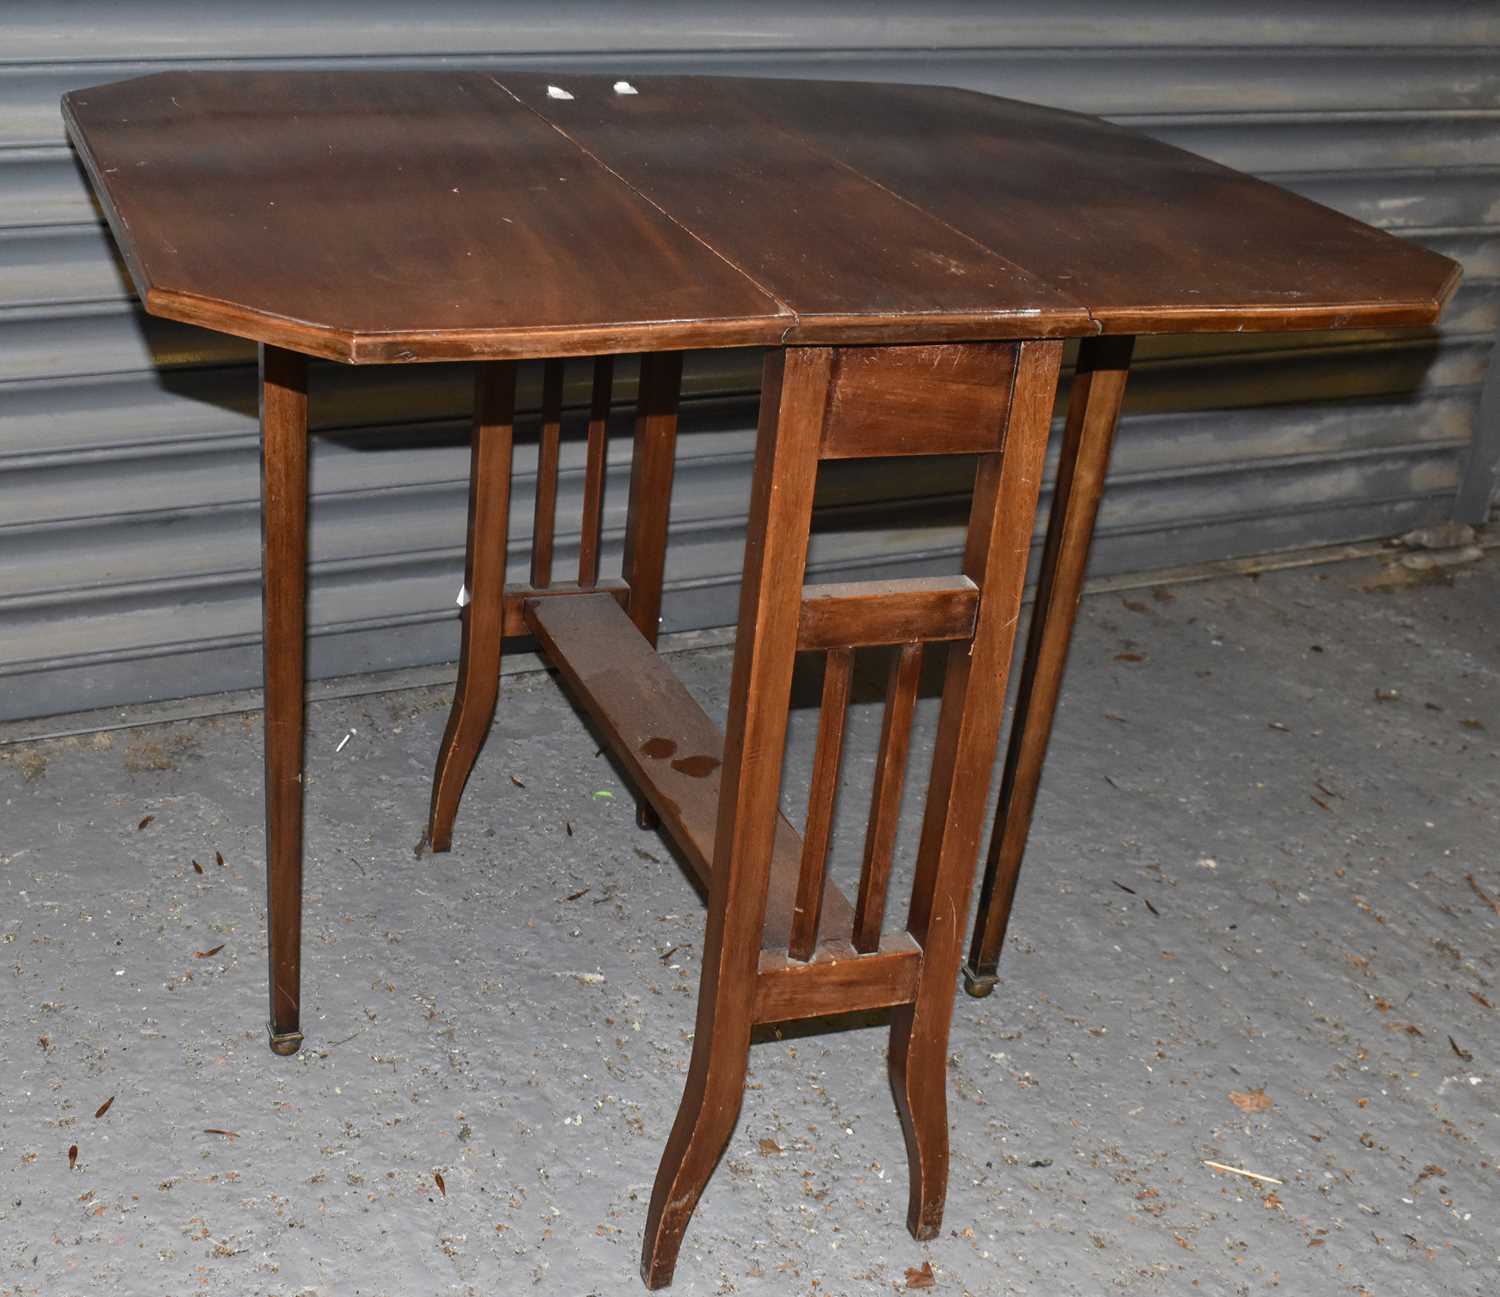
[1,551,1496,1296]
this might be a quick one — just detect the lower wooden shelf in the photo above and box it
[524,591,855,952]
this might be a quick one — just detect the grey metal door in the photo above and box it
[2,2,1494,720]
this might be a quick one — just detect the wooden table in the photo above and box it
[63,71,1458,1288]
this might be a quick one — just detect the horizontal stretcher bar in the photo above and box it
[797,575,979,650]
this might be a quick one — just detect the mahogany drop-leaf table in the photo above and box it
[63,70,1458,1288]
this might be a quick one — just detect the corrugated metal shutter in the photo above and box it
[2,2,1495,722]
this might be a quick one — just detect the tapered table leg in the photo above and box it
[427,363,518,852]
[891,339,1059,1237]
[259,344,310,1056]
[963,335,1134,997]
[641,348,827,1289]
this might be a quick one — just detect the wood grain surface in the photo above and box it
[63,71,1459,361]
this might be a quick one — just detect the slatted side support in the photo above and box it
[788,647,853,961]
[784,577,977,962]
[530,357,565,589]
[852,642,924,952]
[577,355,613,588]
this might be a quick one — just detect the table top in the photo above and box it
[64,71,1460,364]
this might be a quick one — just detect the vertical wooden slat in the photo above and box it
[530,357,564,589]
[622,351,684,643]
[788,646,853,961]
[622,350,685,832]
[577,355,613,588]
[851,641,923,953]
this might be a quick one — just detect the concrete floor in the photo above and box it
[1,549,1497,1297]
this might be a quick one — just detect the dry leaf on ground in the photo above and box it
[1229,1088,1273,1114]
[905,1261,936,1289]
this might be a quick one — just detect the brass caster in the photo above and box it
[268,1025,304,1056]
[961,963,998,998]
